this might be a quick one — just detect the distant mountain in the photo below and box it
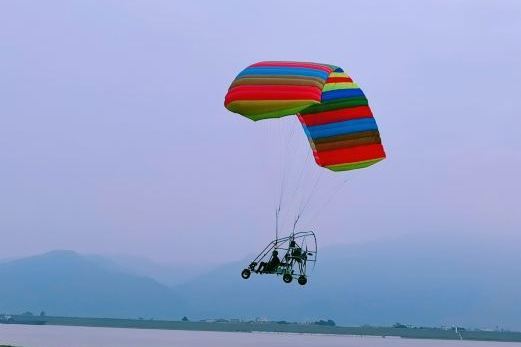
[86,254,211,287]
[1,233,520,329]
[0,250,184,319]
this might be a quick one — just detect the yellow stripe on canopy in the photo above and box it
[322,83,359,92]
[328,72,350,78]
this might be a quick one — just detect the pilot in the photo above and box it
[288,240,304,263]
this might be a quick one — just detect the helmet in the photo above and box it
[272,250,278,256]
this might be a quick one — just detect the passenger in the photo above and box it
[257,250,281,273]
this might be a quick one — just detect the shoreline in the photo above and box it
[3,315,521,343]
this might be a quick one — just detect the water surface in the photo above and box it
[1,325,519,347]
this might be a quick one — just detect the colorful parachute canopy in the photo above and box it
[224,61,386,171]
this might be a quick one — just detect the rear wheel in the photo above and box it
[298,275,307,286]
[241,269,251,279]
[283,273,293,283]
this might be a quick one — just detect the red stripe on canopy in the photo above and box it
[225,85,322,104]
[326,77,353,83]
[314,144,386,166]
[299,106,373,126]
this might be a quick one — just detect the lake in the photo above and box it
[1,325,520,347]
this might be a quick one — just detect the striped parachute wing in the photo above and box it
[224,61,335,120]
[298,67,386,171]
[224,61,386,171]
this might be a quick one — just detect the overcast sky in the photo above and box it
[1,0,520,264]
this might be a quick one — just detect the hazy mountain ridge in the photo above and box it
[85,253,211,287]
[1,234,520,329]
[0,250,185,319]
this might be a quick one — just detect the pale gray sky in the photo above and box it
[1,0,520,263]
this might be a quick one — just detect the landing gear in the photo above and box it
[283,273,293,283]
[297,275,307,286]
[241,269,251,279]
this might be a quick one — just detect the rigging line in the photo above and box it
[276,120,291,233]
[278,119,301,233]
[277,122,289,202]
[280,121,295,188]
[276,120,287,213]
[285,128,312,211]
[300,166,323,213]
[295,160,318,213]
[305,175,347,215]
[294,167,324,230]
[297,148,317,199]
[261,119,277,211]
[264,119,276,208]
[288,150,315,230]
[300,177,350,228]
[291,215,299,233]
[275,208,278,242]
[274,122,287,233]
[282,152,310,229]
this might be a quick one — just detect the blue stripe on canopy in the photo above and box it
[237,67,329,80]
[306,118,378,139]
[321,89,365,101]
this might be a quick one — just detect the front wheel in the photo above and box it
[283,273,293,283]
[241,269,251,279]
[298,275,307,286]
